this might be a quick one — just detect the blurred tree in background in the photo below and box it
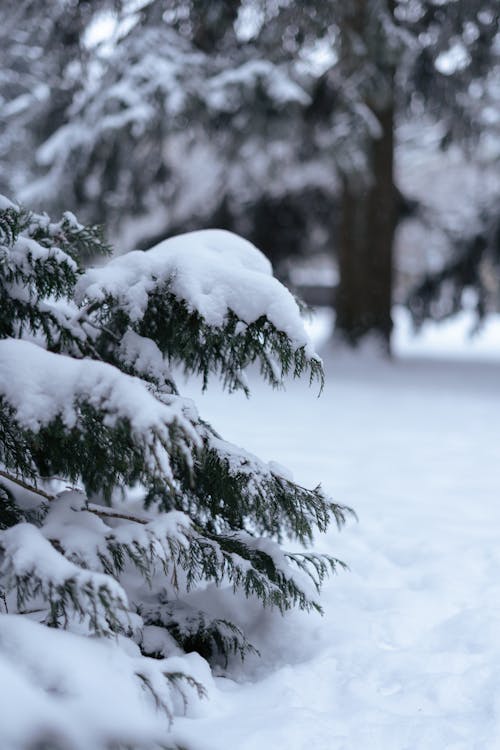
[1,0,499,352]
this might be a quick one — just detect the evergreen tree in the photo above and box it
[402,0,500,326]
[323,0,500,347]
[0,194,349,748]
[3,1,497,350]
[0,0,114,196]
[0,0,339,265]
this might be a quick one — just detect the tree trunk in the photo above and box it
[334,0,396,353]
[335,102,395,352]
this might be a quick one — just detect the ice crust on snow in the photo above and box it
[77,229,316,355]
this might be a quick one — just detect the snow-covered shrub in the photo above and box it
[0,195,350,748]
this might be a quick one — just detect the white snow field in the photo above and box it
[173,311,500,750]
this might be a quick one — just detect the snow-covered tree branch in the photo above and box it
[0,195,350,748]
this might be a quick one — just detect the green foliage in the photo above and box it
[89,283,324,396]
[141,291,324,393]
[176,528,334,614]
[28,211,113,263]
[0,402,194,500]
[10,567,127,635]
[0,199,109,355]
[142,600,258,665]
[0,194,351,730]
[147,436,351,544]
[0,483,23,529]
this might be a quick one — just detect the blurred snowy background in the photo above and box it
[1,0,500,349]
[1,1,499,748]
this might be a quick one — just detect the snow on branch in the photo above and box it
[38,492,193,585]
[0,523,129,634]
[205,60,311,111]
[0,338,200,488]
[0,200,77,298]
[0,197,111,356]
[0,614,210,748]
[140,599,258,663]
[77,229,323,391]
[175,527,324,614]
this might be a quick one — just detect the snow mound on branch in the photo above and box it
[0,338,200,475]
[0,338,191,434]
[1,233,77,274]
[0,194,19,210]
[0,614,212,750]
[0,523,129,635]
[0,522,127,602]
[77,229,315,355]
[40,491,193,574]
[119,329,171,383]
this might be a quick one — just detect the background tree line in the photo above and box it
[1,0,499,353]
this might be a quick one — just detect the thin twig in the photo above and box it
[79,314,121,343]
[0,469,152,525]
[80,503,149,525]
[0,469,55,501]
[74,334,104,362]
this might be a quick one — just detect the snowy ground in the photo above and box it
[172,310,500,750]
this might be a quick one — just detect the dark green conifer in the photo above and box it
[0,195,350,747]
